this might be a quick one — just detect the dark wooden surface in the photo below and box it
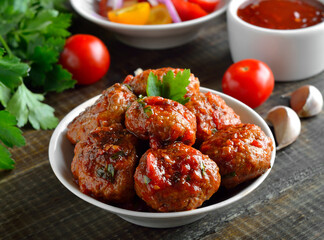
[1,10,324,240]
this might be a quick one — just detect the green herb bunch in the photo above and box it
[0,0,76,169]
[146,69,191,105]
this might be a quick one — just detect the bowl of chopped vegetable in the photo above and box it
[70,0,228,49]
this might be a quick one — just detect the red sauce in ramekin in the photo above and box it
[237,0,324,30]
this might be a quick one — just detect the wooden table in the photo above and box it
[1,11,323,240]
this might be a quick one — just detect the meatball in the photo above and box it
[134,142,221,212]
[123,67,200,98]
[67,83,137,144]
[185,92,241,144]
[125,96,196,148]
[200,123,273,189]
[71,124,138,203]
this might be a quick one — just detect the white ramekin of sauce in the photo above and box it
[227,0,324,81]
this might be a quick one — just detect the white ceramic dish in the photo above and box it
[48,87,276,228]
[70,0,229,49]
[227,0,324,81]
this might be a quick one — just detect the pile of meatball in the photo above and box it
[67,68,273,212]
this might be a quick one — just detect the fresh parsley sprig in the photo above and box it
[0,111,25,169]
[0,0,76,170]
[146,69,191,105]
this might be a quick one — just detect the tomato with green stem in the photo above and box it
[222,59,274,108]
[59,34,110,85]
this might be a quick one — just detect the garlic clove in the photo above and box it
[266,106,301,151]
[290,85,323,118]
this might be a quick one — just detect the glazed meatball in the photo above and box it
[200,123,273,189]
[67,83,137,144]
[123,67,200,98]
[125,96,196,148]
[71,124,138,203]
[134,142,221,212]
[185,92,241,144]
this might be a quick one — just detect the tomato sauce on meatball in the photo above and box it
[123,67,200,98]
[67,83,137,144]
[125,96,197,148]
[71,124,138,203]
[134,142,221,212]
[200,123,273,189]
[185,92,241,144]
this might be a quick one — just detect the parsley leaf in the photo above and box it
[0,110,25,148]
[146,69,191,104]
[44,64,75,93]
[26,38,75,91]
[6,83,58,130]
[0,144,15,170]
[0,1,27,36]
[0,110,26,170]
[0,82,10,107]
[1,0,75,93]
[27,39,64,87]
[0,49,29,90]
[147,72,162,97]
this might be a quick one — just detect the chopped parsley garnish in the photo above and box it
[146,69,191,105]
[107,164,115,178]
[137,96,153,117]
[223,172,236,179]
[137,96,146,109]
[97,164,115,182]
[111,151,126,160]
[211,128,217,134]
[201,161,206,176]
[143,106,153,117]
[186,175,191,182]
[124,84,132,91]
[143,175,151,185]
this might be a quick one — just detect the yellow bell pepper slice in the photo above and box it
[147,4,172,25]
[108,2,151,25]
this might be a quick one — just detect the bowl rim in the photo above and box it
[70,0,229,31]
[48,86,276,219]
[228,0,324,35]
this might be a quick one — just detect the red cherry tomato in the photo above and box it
[222,59,274,108]
[172,0,208,21]
[188,0,219,13]
[59,34,110,85]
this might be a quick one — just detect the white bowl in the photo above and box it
[48,87,276,228]
[70,0,229,49]
[227,0,324,81]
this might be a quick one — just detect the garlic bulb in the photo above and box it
[266,106,301,150]
[290,85,323,118]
